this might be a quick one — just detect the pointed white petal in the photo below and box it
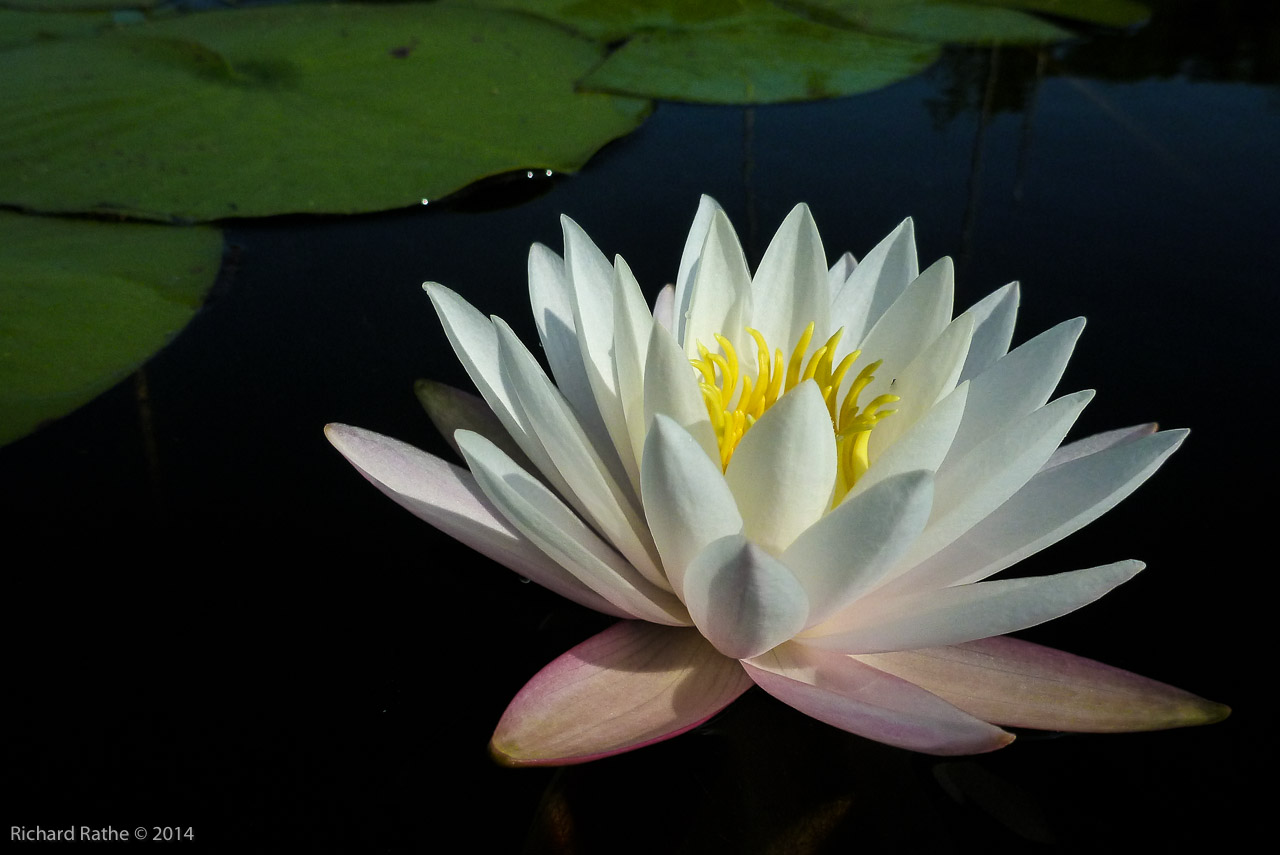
[612,255,655,491]
[868,312,973,457]
[785,470,934,627]
[413,379,533,472]
[643,321,721,466]
[852,256,954,406]
[949,317,1085,461]
[750,203,830,352]
[457,431,689,625]
[827,251,857,293]
[641,415,744,597]
[906,429,1187,588]
[683,535,809,660]
[652,282,676,331]
[958,282,1019,383]
[895,390,1094,580]
[830,217,918,350]
[528,243,606,441]
[1043,422,1156,470]
[684,208,752,358]
[744,642,1013,755]
[491,622,752,766]
[561,217,638,498]
[725,382,836,555]
[426,283,562,489]
[849,381,969,498]
[325,424,628,618]
[494,319,665,588]
[809,560,1143,654]
[857,636,1230,733]
[673,195,723,344]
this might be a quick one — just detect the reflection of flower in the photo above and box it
[327,197,1228,764]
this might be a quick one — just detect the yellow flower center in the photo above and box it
[692,322,899,503]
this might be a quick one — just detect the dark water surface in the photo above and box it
[6,1,1272,851]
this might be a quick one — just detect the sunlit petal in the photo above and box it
[325,424,627,617]
[857,636,1230,732]
[744,642,1013,755]
[684,534,809,660]
[807,560,1143,653]
[492,622,752,766]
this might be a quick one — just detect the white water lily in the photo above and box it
[327,197,1227,764]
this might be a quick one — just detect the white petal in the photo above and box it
[413,379,533,472]
[895,390,1094,580]
[683,208,752,358]
[867,312,974,458]
[948,317,1085,461]
[784,470,934,627]
[827,251,857,293]
[673,195,723,345]
[683,535,809,660]
[426,283,562,490]
[805,560,1144,653]
[1043,422,1156,470]
[494,319,665,588]
[743,642,1013,755]
[641,415,744,598]
[562,217,638,499]
[958,282,1019,383]
[750,203,830,353]
[830,217,918,350]
[528,243,607,443]
[324,424,628,618]
[457,430,689,625]
[643,321,721,465]
[652,282,676,331]
[849,381,969,498]
[724,382,836,555]
[612,255,655,491]
[905,429,1187,589]
[851,256,954,406]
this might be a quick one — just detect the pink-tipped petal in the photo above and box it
[491,622,753,766]
[743,643,1014,755]
[856,636,1230,732]
[324,424,628,617]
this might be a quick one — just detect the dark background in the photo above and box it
[5,1,1272,851]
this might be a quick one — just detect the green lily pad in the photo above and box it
[0,7,115,49]
[0,0,157,9]
[0,212,222,447]
[580,19,940,103]
[784,1,1072,44]
[441,0,790,42]
[0,3,650,221]
[973,0,1149,28]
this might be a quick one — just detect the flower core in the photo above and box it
[692,322,898,499]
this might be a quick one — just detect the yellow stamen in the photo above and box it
[689,322,898,499]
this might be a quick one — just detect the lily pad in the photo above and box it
[0,212,222,447]
[581,19,940,103]
[784,1,1072,44]
[0,7,115,49]
[441,0,789,42]
[973,0,1149,28]
[0,3,650,221]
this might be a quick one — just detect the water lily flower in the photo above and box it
[326,197,1228,765]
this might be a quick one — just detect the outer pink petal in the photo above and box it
[856,636,1230,732]
[491,622,753,766]
[743,643,1014,756]
[324,423,628,618]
